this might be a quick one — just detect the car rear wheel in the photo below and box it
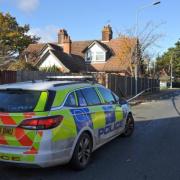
[71,132,92,170]
[122,114,134,137]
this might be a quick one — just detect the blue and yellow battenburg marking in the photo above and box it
[70,108,93,132]
[98,105,123,137]
[70,105,124,137]
[103,106,116,125]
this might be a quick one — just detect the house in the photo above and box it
[23,25,139,75]
[159,69,170,89]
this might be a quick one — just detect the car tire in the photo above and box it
[121,114,134,137]
[71,132,93,170]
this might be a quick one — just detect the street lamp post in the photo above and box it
[135,1,161,95]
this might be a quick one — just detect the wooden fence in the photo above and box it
[0,71,16,84]
[0,71,160,98]
[107,74,160,98]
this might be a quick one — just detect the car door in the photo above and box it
[80,87,106,146]
[69,90,93,134]
[97,87,124,138]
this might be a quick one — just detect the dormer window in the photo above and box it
[84,41,108,63]
[85,51,105,62]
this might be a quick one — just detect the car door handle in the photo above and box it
[86,112,95,115]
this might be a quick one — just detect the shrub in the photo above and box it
[7,60,38,71]
[40,65,60,72]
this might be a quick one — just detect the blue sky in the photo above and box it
[0,0,179,57]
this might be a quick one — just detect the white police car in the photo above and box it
[0,76,134,170]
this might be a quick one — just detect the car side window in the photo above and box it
[81,88,101,106]
[76,90,87,107]
[64,92,76,107]
[98,87,116,104]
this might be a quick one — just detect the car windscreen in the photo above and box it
[0,90,41,112]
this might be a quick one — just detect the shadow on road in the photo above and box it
[172,96,180,116]
[1,116,180,180]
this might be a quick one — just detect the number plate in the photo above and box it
[0,127,14,136]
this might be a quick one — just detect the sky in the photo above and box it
[0,0,179,58]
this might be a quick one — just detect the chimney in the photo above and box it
[58,29,71,54]
[102,25,113,41]
[63,35,72,54]
[58,29,68,44]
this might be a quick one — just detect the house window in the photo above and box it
[85,48,106,63]
[95,52,105,61]
[86,51,93,62]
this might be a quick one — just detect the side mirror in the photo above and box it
[119,98,127,105]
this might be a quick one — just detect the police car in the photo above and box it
[0,76,134,170]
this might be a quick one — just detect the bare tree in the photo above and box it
[139,21,164,55]
[116,21,164,76]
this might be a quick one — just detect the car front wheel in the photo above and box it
[122,114,134,137]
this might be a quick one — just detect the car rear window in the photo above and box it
[0,90,41,112]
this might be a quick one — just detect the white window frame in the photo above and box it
[85,51,106,63]
[95,51,105,61]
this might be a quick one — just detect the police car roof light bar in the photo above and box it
[46,75,95,83]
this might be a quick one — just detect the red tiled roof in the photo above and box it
[70,37,136,73]
[51,50,86,72]
[35,48,86,73]
[71,40,93,57]
[23,36,136,73]
[25,43,45,53]
[87,58,130,73]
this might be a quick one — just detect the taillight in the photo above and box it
[19,115,63,130]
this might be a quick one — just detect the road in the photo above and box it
[0,90,180,180]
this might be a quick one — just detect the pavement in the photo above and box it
[129,89,180,106]
[0,89,179,180]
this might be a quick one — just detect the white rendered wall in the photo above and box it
[39,54,62,68]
